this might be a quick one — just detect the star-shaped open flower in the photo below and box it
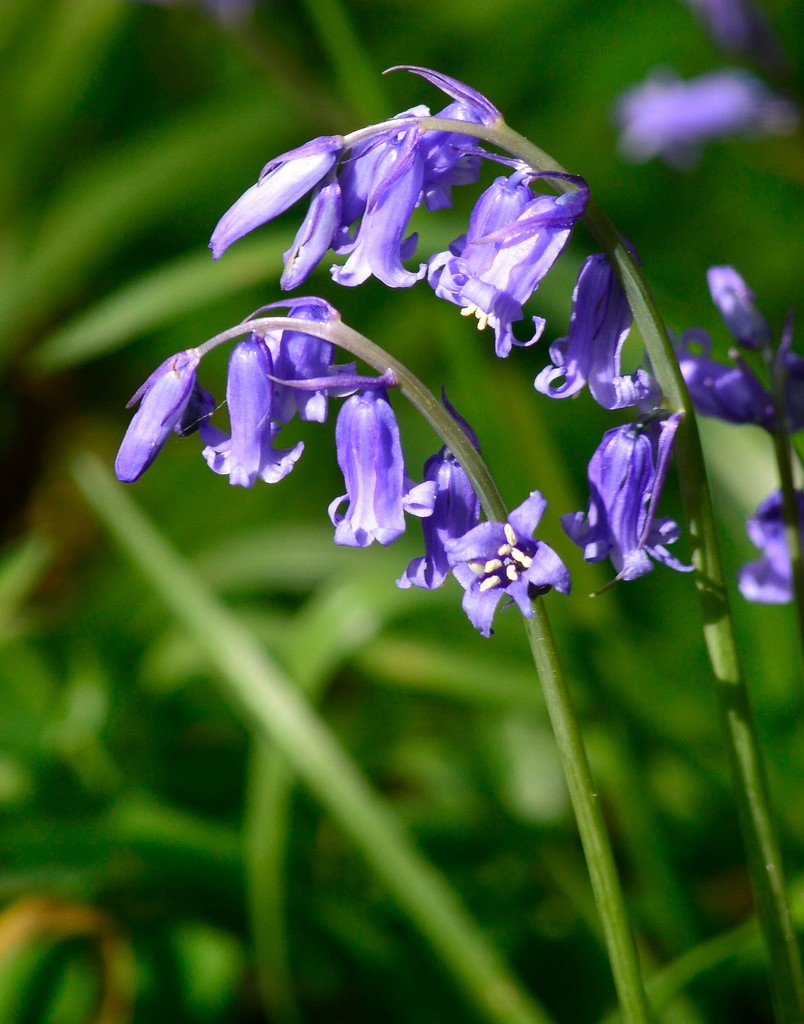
[445,492,570,637]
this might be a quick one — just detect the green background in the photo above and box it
[1,0,803,1020]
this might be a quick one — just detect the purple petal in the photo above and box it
[386,66,502,124]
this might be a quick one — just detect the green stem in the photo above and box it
[199,313,651,1023]
[524,607,651,1024]
[768,377,804,669]
[74,453,554,1024]
[409,113,804,1023]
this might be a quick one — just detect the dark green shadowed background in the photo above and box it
[1,0,803,1021]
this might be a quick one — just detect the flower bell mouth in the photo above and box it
[469,523,535,591]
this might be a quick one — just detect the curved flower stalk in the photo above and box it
[116,65,804,1023]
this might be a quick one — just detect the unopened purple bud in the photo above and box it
[210,135,344,258]
[281,174,342,290]
[116,350,206,482]
[707,265,769,350]
[387,66,502,125]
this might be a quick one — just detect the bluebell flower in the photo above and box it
[202,334,304,487]
[116,350,216,482]
[428,171,588,357]
[331,120,428,288]
[614,68,798,168]
[707,265,769,350]
[259,297,355,424]
[535,253,659,410]
[389,66,502,126]
[739,489,804,603]
[212,71,491,289]
[562,414,692,582]
[445,491,570,637]
[676,328,775,427]
[678,269,804,431]
[678,0,784,70]
[210,136,345,258]
[397,395,482,590]
[328,390,435,547]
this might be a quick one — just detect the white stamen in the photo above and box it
[479,574,502,592]
[506,564,519,582]
[497,543,512,557]
[483,558,503,573]
[511,547,532,568]
[504,523,517,546]
[468,559,486,574]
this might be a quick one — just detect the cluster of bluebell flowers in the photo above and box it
[117,67,696,634]
[676,265,804,602]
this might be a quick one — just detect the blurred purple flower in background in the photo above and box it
[614,68,798,167]
[678,0,785,70]
[739,490,804,603]
[128,0,258,21]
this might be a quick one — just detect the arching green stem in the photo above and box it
[401,113,804,1022]
[199,313,651,1023]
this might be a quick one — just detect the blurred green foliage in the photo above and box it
[1,0,804,1021]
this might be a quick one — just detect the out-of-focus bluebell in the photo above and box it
[328,390,435,547]
[446,492,571,637]
[739,490,804,602]
[678,0,785,71]
[128,0,260,22]
[562,414,692,582]
[535,253,659,409]
[428,171,588,357]
[614,68,798,168]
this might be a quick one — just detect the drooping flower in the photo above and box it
[210,136,345,258]
[259,297,354,424]
[116,350,216,482]
[676,328,776,428]
[212,73,491,290]
[562,414,692,582]
[446,492,571,637]
[535,253,659,410]
[614,68,798,168]
[202,334,304,487]
[397,396,482,590]
[428,171,588,357]
[677,269,804,431]
[707,265,769,350]
[738,489,804,603]
[331,120,428,288]
[328,390,435,547]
